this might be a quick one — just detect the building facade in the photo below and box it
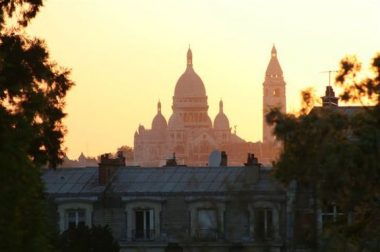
[43,154,288,252]
[134,46,286,166]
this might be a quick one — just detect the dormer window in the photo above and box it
[188,200,225,241]
[66,209,86,229]
[249,201,280,241]
[134,209,155,240]
[124,201,162,242]
[197,208,218,240]
[254,208,273,240]
[57,202,94,232]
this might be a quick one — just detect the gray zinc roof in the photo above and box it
[42,167,105,195]
[111,166,279,195]
[42,166,284,196]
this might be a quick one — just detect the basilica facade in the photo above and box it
[134,46,286,166]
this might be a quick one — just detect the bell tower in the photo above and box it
[263,45,286,143]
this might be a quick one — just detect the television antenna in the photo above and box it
[320,70,338,86]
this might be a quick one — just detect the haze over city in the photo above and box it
[26,0,380,159]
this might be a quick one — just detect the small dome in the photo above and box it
[174,48,206,98]
[152,113,167,130]
[138,125,145,133]
[168,113,184,130]
[213,100,230,130]
[214,113,229,130]
[152,101,167,130]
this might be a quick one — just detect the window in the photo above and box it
[66,209,86,229]
[320,203,348,231]
[124,201,162,242]
[254,208,273,240]
[249,202,280,241]
[57,202,94,232]
[197,209,218,239]
[188,201,225,241]
[273,88,280,97]
[133,209,155,240]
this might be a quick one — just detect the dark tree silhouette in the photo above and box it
[0,1,73,251]
[56,225,120,252]
[117,145,134,162]
[266,53,380,250]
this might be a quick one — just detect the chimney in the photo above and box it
[243,153,260,184]
[164,153,178,167]
[244,153,261,167]
[220,151,228,166]
[98,152,125,185]
[322,86,339,107]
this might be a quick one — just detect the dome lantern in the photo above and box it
[151,100,167,130]
[187,46,192,67]
[214,99,230,130]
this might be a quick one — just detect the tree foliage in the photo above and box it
[0,33,73,167]
[267,53,380,250]
[117,145,134,162]
[56,225,120,252]
[0,0,43,28]
[0,0,73,251]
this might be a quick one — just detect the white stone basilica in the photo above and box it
[134,46,286,166]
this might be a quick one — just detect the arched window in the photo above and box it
[273,88,280,97]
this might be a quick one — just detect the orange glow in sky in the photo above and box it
[26,0,380,159]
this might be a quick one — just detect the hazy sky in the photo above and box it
[26,0,380,159]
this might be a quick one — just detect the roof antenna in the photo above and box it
[320,70,338,87]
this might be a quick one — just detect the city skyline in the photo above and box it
[26,0,380,159]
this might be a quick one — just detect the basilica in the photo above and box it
[134,46,286,166]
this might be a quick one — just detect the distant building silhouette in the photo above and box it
[263,45,286,143]
[59,152,98,168]
[260,45,287,164]
[134,47,286,166]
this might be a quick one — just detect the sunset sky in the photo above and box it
[26,0,380,159]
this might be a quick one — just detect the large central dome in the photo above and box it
[174,48,206,98]
[171,48,211,129]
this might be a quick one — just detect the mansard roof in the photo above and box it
[42,167,105,195]
[42,166,285,196]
